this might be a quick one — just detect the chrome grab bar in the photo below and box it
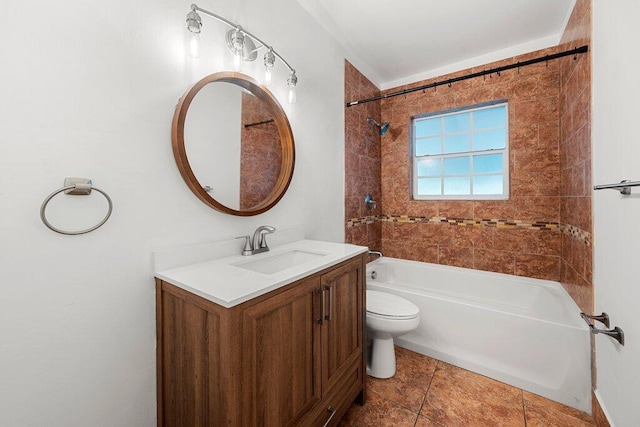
[580,312,610,328]
[593,180,640,195]
[581,312,625,346]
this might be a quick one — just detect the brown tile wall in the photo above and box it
[559,2,600,422]
[379,47,563,281]
[343,2,594,300]
[559,0,593,314]
[344,60,382,251]
[239,92,281,210]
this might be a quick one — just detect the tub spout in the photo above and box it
[368,250,383,259]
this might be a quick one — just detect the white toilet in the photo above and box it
[366,290,420,379]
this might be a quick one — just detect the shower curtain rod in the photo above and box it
[244,119,275,128]
[346,45,589,107]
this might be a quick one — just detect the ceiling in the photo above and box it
[296,0,576,89]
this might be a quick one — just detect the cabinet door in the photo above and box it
[320,257,364,392]
[242,277,322,426]
[158,283,241,426]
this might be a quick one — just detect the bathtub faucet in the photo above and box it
[236,225,276,256]
[368,250,383,259]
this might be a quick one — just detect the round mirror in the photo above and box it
[172,72,295,216]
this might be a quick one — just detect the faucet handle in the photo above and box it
[235,235,253,256]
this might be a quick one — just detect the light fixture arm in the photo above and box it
[190,4,296,75]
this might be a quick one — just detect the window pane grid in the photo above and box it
[412,102,508,199]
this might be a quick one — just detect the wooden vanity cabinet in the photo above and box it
[156,254,366,426]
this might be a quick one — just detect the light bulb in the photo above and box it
[288,85,296,104]
[264,68,272,86]
[287,72,297,104]
[264,49,275,86]
[188,32,201,58]
[233,52,242,71]
[185,9,202,58]
[230,28,244,71]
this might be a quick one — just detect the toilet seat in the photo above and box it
[366,290,419,320]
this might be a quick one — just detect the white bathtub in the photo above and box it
[366,257,591,412]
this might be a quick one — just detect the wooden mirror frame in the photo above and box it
[172,72,295,216]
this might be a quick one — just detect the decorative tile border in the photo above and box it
[347,214,559,230]
[346,214,592,246]
[559,223,592,246]
[347,215,379,226]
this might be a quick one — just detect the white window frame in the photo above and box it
[411,101,509,201]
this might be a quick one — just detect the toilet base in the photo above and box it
[366,335,396,379]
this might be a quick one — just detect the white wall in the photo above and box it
[592,1,640,425]
[185,83,242,209]
[0,0,347,425]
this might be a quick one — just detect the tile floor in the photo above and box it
[340,347,595,427]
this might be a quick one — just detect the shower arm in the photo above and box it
[366,117,390,135]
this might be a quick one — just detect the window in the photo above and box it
[412,101,509,200]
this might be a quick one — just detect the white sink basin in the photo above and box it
[233,249,328,275]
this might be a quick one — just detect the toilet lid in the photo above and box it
[366,290,419,319]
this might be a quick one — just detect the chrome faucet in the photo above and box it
[236,225,276,256]
[368,250,383,259]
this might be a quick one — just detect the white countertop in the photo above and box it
[155,239,368,308]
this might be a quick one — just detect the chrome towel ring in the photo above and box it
[40,178,113,235]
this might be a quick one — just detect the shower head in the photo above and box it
[367,117,390,136]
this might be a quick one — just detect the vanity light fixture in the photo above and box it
[287,72,297,104]
[185,4,298,103]
[229,26,245,71]
[264,48,275,86]
[185,10,202,58]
